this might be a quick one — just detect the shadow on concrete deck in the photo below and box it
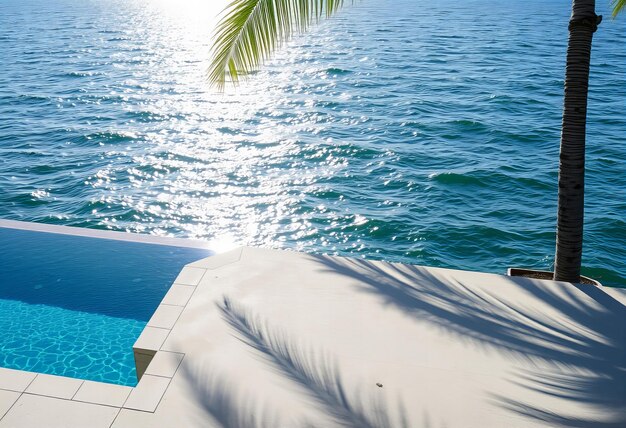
[313,256,625,428]
[181,297,412,428]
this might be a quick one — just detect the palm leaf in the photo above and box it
[612,0,625,17]
[208,0,348,90]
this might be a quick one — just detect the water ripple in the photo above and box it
[0,0,624,286]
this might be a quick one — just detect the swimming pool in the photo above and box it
[0,221,212,386]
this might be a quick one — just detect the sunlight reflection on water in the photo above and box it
[1,0,624,286]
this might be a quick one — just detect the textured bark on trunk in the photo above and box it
[553,0,600,282]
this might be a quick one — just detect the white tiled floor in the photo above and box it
[123,375,170,412]
[132,327,169,352]
[0,394,119,428]
[73,381,132,408]
[173,267,206,286]
[160,285,195,306]
[0,369,35,393]
[143,352,184,378]
[147,305,184,329]
[0,390,19,420]
[25,374,82,400]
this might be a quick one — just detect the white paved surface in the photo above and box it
[0,247,624,427]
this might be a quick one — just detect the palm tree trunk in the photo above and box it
[553,0,601,282]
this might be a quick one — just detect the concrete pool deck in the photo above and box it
[1,246,625,427]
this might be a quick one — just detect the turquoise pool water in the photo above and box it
[0,0,624,286]
[0,226,211,386]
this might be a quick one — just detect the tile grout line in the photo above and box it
[119,383,133,410]
[156,313,180,353]
[0,257,220,423]
[17,390,126,410]
[69,397,129,410]
[21,391,81,402]
[136,264,208,351]
[156,270,207,353]
[143,351,185,379]
[130,266,196,419]
[124,270,199,415]
[145,325,172,331]
[168,354,185,380]
[140,355,186,414]
[0,390,22,422]
[189,264,210,286]
[70,380,85,400]
[132,254,240,413]
[141,354,187,413]
[0,373,38,421]
[148,295,187,329]
[121,264,210,414]
[109,407,123,428]
[121,374,174,414]
[161,284,195,307]
[138,373,173,380]
[18,378,128,406]
[25,374,38,391]
[174,265,207,287]
[0,391,21,422]
[149,376,173,414]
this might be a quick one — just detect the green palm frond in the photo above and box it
[208,0,348,90]
[612,0,625,17]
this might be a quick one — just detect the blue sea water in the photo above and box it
[0,0,624,287]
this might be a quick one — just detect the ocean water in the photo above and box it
[0,0,624,287]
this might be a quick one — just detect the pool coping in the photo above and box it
[0,220,221,421]
[0,219,212,249]
[129,248,244,412]
[0,250,244,419]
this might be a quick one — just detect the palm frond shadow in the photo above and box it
[216,297,411,428]
[310,255,625,427]
[179,361,287,428]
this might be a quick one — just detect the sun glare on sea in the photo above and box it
[94,0,306,250]
[149,0,227,23]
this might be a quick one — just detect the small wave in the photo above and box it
[83,131,137,143]
[428,172,484,187]
[15,94,51,104]
[216,126,240,136]
[63,71,100,78]
[125,111,184,123]
[313,189,344,200]
[325,68,353,76]
[445,119,488,130]
[6,193,51,207]
[428,170,551,192]
[27,164,67,174]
